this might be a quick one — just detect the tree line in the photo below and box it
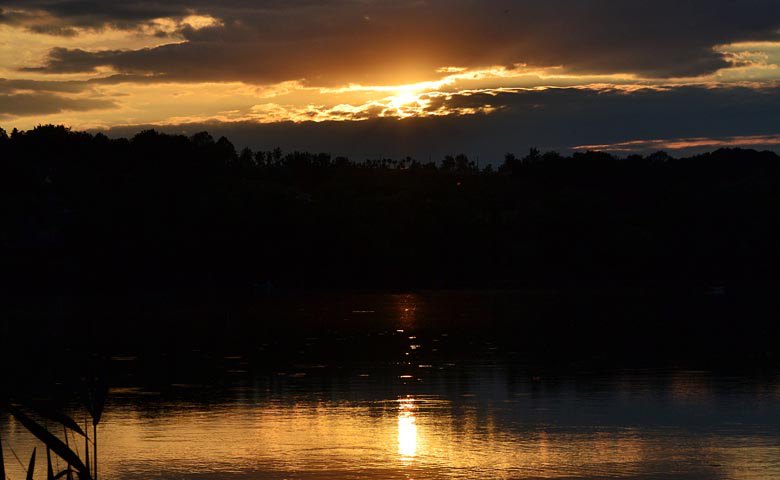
[3,124,780,294]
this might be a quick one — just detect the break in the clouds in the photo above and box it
[1,0,780,153]
[97,85,780,161]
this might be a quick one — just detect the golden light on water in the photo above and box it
[3,381,778,479]
[397,396,418,461]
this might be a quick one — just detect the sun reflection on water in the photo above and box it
[396,294,419,329]
[397,396,418,461]
[3,372,780,480]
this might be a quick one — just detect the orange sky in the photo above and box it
[2,1,780,154]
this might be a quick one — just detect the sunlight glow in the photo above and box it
[388,90,420,108]
[3,51,780,130]
[385,89,427,118]
[142,15,223,36]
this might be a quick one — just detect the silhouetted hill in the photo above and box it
[3,125,780,295]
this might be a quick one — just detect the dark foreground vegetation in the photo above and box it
[3,124,780,293]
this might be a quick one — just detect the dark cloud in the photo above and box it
[0,78,89,94]
[0,77,110,119]
[97,85,780,160]
[0,92,116,118]
[22,48,124,74]
[1,2,193,30]
[27,23,79,36]
[9,1,780,84]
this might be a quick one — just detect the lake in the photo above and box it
[2,292,780,479]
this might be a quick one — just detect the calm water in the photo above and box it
[2,293,780,479]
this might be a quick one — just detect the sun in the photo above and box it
[384,86,428,118]
[387,90,421,110]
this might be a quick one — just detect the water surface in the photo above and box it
[2,292,779,479]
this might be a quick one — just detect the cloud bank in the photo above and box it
[1,0,780,153]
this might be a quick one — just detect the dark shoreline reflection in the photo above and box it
[4,289,778,372]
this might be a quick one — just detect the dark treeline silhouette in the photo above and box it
[3,124,780,296]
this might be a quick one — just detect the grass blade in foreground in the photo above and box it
[47,447,55,480]
[26,448,36,480]
[25,403,86,438]
[1,403,91,479]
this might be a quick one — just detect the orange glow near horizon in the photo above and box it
[3,40,780,132]
[2,2,780,145]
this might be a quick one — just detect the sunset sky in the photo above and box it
[2,0,780,158]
